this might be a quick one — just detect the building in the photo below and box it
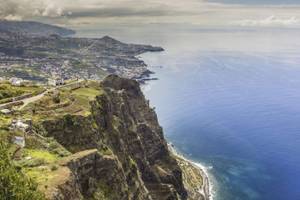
[10,119,30,132]
[48,78,65,86]
[10,77,23,86]
[13,136,25,148]
[1,109,11,115]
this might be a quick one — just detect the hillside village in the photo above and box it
[0,28,163,83]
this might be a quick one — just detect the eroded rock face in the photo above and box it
[48,149,149,200]
[43,75,187,200]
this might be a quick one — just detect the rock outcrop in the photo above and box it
[41,75,188,200]
[47,149,149,200]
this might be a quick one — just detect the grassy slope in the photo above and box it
[0,81,104,193]
[0,82,44,103]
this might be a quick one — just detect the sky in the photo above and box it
[0,0,300,28]
[209,0,300,5]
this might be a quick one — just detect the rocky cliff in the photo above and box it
[39,75,188,200]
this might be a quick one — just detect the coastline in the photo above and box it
[168,144,213,200]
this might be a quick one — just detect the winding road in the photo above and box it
[0,80,84,110]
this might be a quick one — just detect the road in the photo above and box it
[18,89,51,110]
[0,80,84,110]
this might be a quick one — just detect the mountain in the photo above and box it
[0,20,75,36]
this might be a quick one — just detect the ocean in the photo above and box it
[76,26,300,200]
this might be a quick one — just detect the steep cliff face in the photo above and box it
[48,149,148,200]
[41,75,187,200]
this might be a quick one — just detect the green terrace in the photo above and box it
[0,80,103,147]
[0,80,106,200]
[21,81,103,121]
[0,82,45,104]
[16,136,72,195]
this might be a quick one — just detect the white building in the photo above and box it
[48,78,65,86]
[1,109,11,115]
[13,136,25,148]
[10,119,30,132]
[10,78,23,86]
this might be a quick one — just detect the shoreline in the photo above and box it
[168,144,214,200]
[193,161,213,200]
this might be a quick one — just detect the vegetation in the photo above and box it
[0,84,24,100]
[0,114,12,128]
[22,149,60,165]
[92,181,114,200]
[0,83,44,103]
[99,146,113,156]
[0,129,10,142]
[71,86,102,115]
[0,142,45,200]
[19,147,69,193]
[0,81,123,199]
[21,82,102,121]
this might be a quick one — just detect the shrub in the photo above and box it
[52,95,60,104]
[0,142,45,200]
[50,165,58,171]
[19,158,46,168]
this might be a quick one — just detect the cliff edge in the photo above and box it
[39,75,188,199]
[1,75,205,200]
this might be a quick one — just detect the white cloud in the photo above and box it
[1,0,300,28]
[233,15,300,27]
[3,14,22,21]
[0,0,65,20]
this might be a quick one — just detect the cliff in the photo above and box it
[0,75,205,199]
[32,75,187,199]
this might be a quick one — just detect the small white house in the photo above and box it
[10,78,23,86]
[48,78,65,86]
[10,119,30,132]
[13,136,25,148]
[0,109,11,115]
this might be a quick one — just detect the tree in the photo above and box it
[0,142,45,200]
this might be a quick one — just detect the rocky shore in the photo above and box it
[169,145,212,200]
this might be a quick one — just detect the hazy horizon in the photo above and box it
[1,0,300,30]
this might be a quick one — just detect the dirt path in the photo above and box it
[0,80,84,110]
[18,90,50,110]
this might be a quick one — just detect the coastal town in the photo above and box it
[0,27,163,84]
[0,53,154,82]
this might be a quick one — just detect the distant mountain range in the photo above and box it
[0,20,75,36]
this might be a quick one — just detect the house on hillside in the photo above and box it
[10,77,23,86]
[10,119,30,133]
[13,136,25,148]
[48,78,65,86]
[1,109,11,115]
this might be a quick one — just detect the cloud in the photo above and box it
[4,14,22,21]
[0,0,65,20]
[233,15,300,27]
[1,0,300,29]
[0,0,215,20]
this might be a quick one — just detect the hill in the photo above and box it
[0,20,75,36]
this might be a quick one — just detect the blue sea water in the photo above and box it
[77,26,300,199]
